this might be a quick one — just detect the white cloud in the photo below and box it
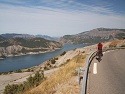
[0,2,125,36]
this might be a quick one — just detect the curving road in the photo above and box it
[88,49,125,94]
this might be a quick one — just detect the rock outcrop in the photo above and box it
[0,45,22,57]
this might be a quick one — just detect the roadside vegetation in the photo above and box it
[4,71,44,94]
[24,54,87,94]
[3,54,86,94]
[43,51,67,70]
[109,40,123,47]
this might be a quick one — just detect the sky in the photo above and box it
[0,0,125,37]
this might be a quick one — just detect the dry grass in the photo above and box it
[24,54,86,94]
[109,40,122,47]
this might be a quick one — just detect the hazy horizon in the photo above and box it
[1,27,125,37]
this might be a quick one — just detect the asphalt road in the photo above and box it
[88,49,125,94]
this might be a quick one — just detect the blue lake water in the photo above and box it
[0,44,88,72]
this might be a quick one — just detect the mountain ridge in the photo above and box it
[0,33,59,41]
[59,28,125,44]
[36,34,59,41]
[1,33,35,39]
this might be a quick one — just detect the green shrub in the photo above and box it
[66,59,70,62]
[4,71,44,94]
[51,59,56,64]
[54,57,58,60]
[4,84,20,94]
[44,66,49,70]
[15,69,22,73]
[60,51,66,56]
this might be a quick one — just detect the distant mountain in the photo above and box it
[59,28,125,44]
[36,35,59,41]
[1,33,35,39]
[1,33,59,41]
[0,37,62,58]
[0,35,6,41]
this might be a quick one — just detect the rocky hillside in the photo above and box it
[0,37,62,58]
[60,28,125,44]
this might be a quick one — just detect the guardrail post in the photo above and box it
[78,67,85,85]
[81,67,87,94]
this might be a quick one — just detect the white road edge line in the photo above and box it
[93,63,97,74]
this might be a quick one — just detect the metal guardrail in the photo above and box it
[81,51,97,94]
[78,47,125,94]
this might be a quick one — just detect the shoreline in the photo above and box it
[0,48,62,73]
[0,48,62,60]
[0,44,89,74]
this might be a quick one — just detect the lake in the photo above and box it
[0,44,89,72]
